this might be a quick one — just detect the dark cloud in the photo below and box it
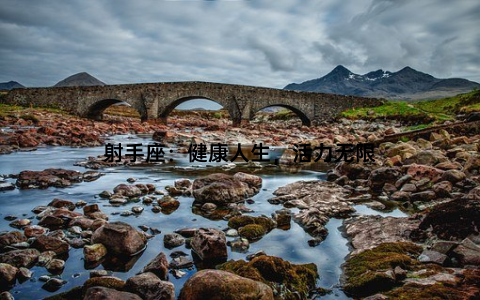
[0,0,478,88]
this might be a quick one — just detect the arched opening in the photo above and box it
[160,97,234,127]
[86,99,143,121]
[252,105,311,127]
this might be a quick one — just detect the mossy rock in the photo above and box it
[82,276,126,295]
[385,282,479,299]
[343,242,422,297]
[44,286,83,300]
[218,255,319,298]
[192,206,232,221]
[19,113,40,124]
[158,199,180,214]
[228,215,275,232]
[238,224,266,241]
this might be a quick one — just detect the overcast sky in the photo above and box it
[0,0,479,88]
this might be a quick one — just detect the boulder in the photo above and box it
[386,143,417,160]
[463,153,480,175]
[141,252,169,280]
[218,255,318,297]
[24,225,47,238]
[404,150,447,166]
[272,180,354,238]
[0,248,40,268]
[45,258,65,274]
[343,242,422,297]
[15,168,97,189]
[344,216,421,255]
[368,167,401,192]
[452,238,480,266]
[335,162,370,180]
[92,222,147,256]
[84,244,108,263]
[179,269,273,300]
[418,198,480,240]
[125,272,175,300]
[418,250,448,265]
[467,187,480,200]
[31,235,69,255]
[440,170,466,183]
[48,198,75,211]
[192,173,262,204]
[432,181,453,198]
[163,233,185,249]
[191,228,227,261]
[83,287,141,300]
[0,263,18,286]
[174,178,192,191]
[82,276,126,293]
[410,191,436,202]
[0,231,27,249]
[406,164,444,182]
[113,184,143,198]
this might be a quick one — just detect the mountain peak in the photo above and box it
[284,65,480,100]
[0,80,24,90]
[54,72,106,87]
[332,65,351,73]
[400,66,413,71]
[326,65,353,78]
[396,66,419,74]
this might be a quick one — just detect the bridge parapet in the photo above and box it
[4,81,384,126]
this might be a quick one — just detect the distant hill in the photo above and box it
[54,72,105,87]
[177,107,207,111]
[285,65,480,100]
[261,106,284,113]
[0,81,24,91]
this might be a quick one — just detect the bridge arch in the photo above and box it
[252,104,311,126]
[158,96,241,126]
[84,98,148,121]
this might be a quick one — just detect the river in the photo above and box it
[0,134,406,299]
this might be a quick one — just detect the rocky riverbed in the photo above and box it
[0,108,479,299]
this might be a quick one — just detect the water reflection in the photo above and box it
[0,134,403,299]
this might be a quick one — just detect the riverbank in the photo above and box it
[0,105,479,299]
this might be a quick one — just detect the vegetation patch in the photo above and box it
[218,255,319,299]
[228,215,276,232]
[270,109,297,121]
[0,103,68,119]
[343,242,422,297]
[417,198,480,240]
[340,91,480,127]
[415,90,480,115]
[385,281,480,299]
[238,224,266,240]
[19,113,40,124]
[341,101,428,122]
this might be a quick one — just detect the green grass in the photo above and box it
[405,123,433,131]
[270,108,297,120]
[0,103,68,118]
[415,90,480,114]
[341,101,425,119]
[340,90,480,129]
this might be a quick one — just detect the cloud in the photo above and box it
[0,0,478,88]
[248,36,297,72]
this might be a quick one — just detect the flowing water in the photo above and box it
[0,134,406,299]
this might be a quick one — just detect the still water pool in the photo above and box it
[0,134,406,299]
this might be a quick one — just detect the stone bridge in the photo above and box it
[4,81,383,126]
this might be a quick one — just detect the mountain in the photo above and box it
[285,65,480,100]
[54,72,106,87]
[0,81,24,91]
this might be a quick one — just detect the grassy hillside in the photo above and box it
[415,90,480,114]
[340,90,480,128]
